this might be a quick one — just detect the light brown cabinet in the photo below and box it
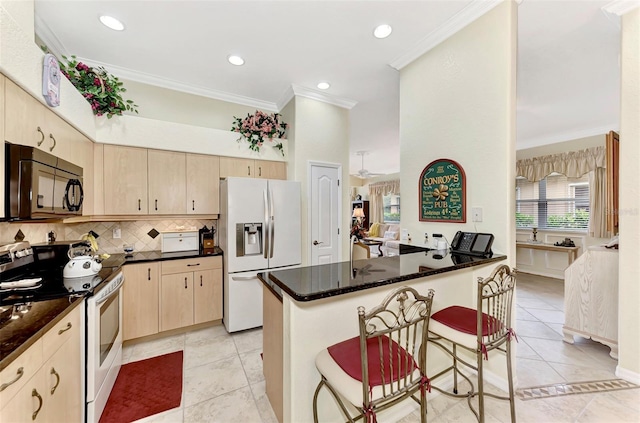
[123,262,160,341]
[103,145,148,215]
[255,160,287,180]
[194,269,223,324]
[0,304,83,423]
[99,146,220,216]
[159,256,223,333]
[148,149,186,214]
[219,156,286,180]
[186,153,220,214]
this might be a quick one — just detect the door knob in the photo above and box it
[313,240,323,246]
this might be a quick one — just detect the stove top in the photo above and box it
[0,241,107,307]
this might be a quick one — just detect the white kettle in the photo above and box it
[63,242,103,278]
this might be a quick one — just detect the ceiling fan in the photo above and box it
[353,151,383,179]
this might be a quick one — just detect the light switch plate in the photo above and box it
[472,207,483,222]
[113,228,121,239]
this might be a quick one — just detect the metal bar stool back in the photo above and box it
[428,264,517,422]
[313,286,436,423]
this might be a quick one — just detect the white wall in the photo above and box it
[617,6,640,383]
[399,0,517,262]
[289,96,350,265]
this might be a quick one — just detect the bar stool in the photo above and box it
[312,286,435,423]
[428,265,517,422]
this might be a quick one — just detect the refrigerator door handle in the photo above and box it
[269,188,275,258]
[264,189,269,259]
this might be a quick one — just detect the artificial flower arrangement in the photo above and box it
[231,110,288,156]
[58,55,138,118]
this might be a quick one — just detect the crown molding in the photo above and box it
[390,0,503,71]
[290,84,358,109]
[517,123,619,150]
[602,0,640,16]
[276,85,295,111]
[73,56,279,112]
[34,14,67,58]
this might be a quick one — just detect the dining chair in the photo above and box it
[427,264,517,422]
[312,286,436,423]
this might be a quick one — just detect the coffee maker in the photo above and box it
[199,226,216,255]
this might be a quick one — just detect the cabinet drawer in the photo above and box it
[0,338,42,405]
[161,256,222,275]
[41,303,81,361]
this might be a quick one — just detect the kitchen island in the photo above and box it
[258,249,507,423]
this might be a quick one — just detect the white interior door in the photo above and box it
[310,163,341,265]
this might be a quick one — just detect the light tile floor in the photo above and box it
[125,272,639,422]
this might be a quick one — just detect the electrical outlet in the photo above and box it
[113,228,121,239]
[472,207,483,222]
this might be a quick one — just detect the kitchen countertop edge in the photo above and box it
[263,253,507,302]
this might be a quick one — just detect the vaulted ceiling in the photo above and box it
[35,0,621,177]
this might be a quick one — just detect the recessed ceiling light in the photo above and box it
[317,82,330,90]
[373,24,392,39]
[99,15,125,31]
[228,55,245,66]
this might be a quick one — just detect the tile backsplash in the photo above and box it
[1,219,216,255]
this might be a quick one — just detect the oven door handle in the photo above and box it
[95,275,124,306]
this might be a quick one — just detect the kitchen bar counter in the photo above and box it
[258,250,509,423]
[262,249,506,302]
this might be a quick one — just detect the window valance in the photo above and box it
[369,180,400,196]
[516,146,606,182]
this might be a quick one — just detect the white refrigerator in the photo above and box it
[219,177,301,332]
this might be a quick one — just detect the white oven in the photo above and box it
[86,271,124,422]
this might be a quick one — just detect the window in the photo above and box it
[516,173,589,231]
[383,194,400,223]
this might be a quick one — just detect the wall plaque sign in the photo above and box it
[419,158,466,223]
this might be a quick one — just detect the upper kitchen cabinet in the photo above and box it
[186,153,220,214]
[219,156,256,178]
[103,145,148,214]
[219,156,286,180]
[3,78,92,166]
[148,149,186,214]
[256,160,287,180]
[4,78,46,149]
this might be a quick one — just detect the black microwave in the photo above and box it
[4,142,84,220]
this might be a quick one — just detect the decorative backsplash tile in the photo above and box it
[0,219,216,255]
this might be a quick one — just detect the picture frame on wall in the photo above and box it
[419,158,466,223]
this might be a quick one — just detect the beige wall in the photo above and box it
[618,7,640,383]
[289,96,350,264]
[122,79,261,131]
[399,0,516,260]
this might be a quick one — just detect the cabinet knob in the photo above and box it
[259,167,262,177]
[58,322,72,335]
[148,268,151,280]
[247,166,251,176]
[49,134,57,152]
[138,199,141,211]
[184,277,188,289]
[50,367,60,395]
[192,200,195,211]
[155,199,158,211]
[0,367,24,392]
[200,275,203,286]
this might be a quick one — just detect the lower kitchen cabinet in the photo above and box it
[160,256,223,332]
[160,272,194,331]
[194,269,223,324]
[123,262,160,341]
[122,257,222,339]
[0,304,82,423]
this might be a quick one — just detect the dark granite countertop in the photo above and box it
[0,247,224,371]
[0,296,84,371]
[259,249,506,302]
